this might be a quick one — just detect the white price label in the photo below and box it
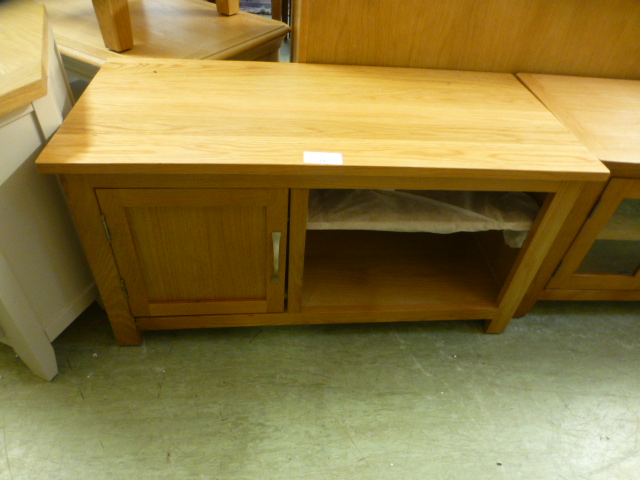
[303,152,344,165]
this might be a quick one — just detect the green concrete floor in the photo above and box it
[1,301,639,479]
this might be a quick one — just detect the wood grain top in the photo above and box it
[37,59,608,181]
[40,0,289,67]
[0,1,48,117]
[518,73,640,167]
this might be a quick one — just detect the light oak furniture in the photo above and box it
[516,74,640,311]
[214,0,284,21]
[0,1,97,380]
[40,0,290,80]
[36,59,608,345]
[90,0,134,52]
[89,0,241,53]
[268,0,291,23]
[271,0,282,22]
[216,0,240,16]
[292,0,640,79]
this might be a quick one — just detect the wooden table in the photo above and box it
[516,74,640,309]
[41,0,290,80]
[36,59,608,345]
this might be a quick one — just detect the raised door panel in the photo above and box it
[96,188,288,317]
[548,179,640,291]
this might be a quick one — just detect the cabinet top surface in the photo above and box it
[37,59,607,181]
[0,1,48,117]
[518,73,640,167]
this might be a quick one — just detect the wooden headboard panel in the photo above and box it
[292,0,640,79]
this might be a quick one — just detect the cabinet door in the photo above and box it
[96,189,288,317]
[548,179,640,291]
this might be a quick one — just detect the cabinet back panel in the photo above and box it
[294,0,640,80]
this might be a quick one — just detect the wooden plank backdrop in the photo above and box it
[293,0,640,80]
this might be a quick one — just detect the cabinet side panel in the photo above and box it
[0,111,94,334]
[60,175,142,345]
[59,176,141,345]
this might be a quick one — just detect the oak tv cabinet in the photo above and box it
[516,74,640,309]
[36,60,608,345]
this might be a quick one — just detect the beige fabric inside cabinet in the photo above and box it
[307,190,540,247]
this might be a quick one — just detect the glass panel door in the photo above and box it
[576,198,640,275]
[548,179,640,291]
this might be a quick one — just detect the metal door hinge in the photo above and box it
[101,215,112,242]
[120,279,129,302]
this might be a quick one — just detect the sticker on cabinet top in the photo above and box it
[304,152,343,165]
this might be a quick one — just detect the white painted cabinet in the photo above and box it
[0,2,97,380]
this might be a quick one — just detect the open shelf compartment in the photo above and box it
[296,189,534,316]
[300,230,501,314]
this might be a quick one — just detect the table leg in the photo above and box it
[92,0,133,52]
[486,181,587,333]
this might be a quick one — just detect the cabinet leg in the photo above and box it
[513,296,537,318]
[485,181,586,334]
[0,252,58,380]
[109,313,142,345]
[512,182,606,318]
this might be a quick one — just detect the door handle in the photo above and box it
[272,232,282,283]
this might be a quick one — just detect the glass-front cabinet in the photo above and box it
[548,179,640,291]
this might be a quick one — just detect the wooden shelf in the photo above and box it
[301,230,500,314]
